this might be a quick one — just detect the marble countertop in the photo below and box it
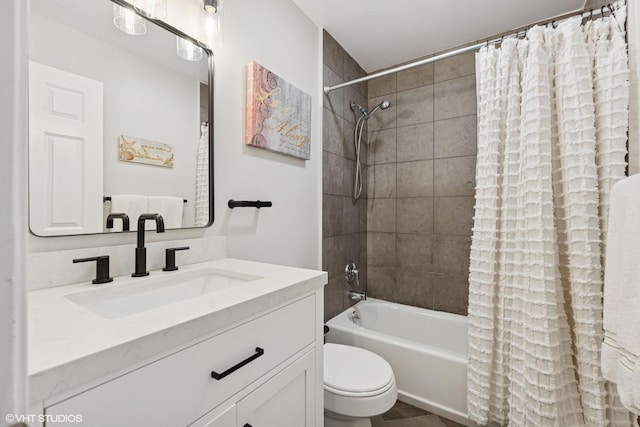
[28,258,327,404]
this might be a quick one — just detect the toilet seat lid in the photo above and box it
[324,343,394,395]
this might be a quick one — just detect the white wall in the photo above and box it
[0,0,29,423]
[207,0,322,269]
[629,0,640,175]
[28,0,323,272]
[30,13,201,227]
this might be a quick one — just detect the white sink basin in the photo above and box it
[65,268,262,319]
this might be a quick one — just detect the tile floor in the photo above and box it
[371,401,466,427]
[372,401,640,426]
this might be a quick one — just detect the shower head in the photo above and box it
[351,99,391,120]
[367,100,391,117]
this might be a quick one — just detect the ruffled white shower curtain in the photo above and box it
[467,5,632,426]
[194,122,209,227]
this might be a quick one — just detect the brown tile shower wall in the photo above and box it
[584,0,608,8]
[322,31,369,321]
[366,52,477,316]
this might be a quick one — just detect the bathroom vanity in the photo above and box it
[27,258,326,427]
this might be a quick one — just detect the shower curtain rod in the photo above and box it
[323,4,615,95]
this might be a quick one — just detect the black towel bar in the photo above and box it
[103,196,187,203]
[228,200,272,209]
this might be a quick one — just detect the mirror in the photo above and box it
[28,0,213,236]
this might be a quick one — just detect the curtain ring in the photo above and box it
[608,3,616,18]
[590,9,593,20]
[552,20,557,29]
[601,5,606,16]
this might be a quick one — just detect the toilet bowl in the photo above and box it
[324,343,397,427]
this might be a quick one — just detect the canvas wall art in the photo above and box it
[245,61,312,160]
[118,135,174,168]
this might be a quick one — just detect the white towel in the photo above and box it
[148,196,183,230]
[602,174,640,414]
[110,195,149,231]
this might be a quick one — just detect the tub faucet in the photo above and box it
[345,262,366,301]
[132,213,165,277]
[345,261,359,285]
[348,290,366,302]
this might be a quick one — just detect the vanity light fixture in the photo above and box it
[204,0,218,14]
[203,0,222,46]
[133,0,167,20]
[176,36,204,61]
[112,4,146,35]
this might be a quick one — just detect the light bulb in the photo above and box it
[133,0,167,20]
[113,4,146,36]
[204,0,218,15]
[176,36,204,62]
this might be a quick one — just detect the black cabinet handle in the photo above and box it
[211,347,264,380]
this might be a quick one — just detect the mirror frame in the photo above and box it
[28,0,215,236]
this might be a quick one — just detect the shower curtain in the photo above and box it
[467,4,634,426]
[194,122,209,227]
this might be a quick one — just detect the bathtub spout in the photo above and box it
[348,290,366,302]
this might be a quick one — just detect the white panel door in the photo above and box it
[29,61,103,235]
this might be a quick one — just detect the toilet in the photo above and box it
[324,343,397,427]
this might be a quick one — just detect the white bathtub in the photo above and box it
[326,298,471,426]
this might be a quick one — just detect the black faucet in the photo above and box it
[132,213,165,277]
[106,213,130,231]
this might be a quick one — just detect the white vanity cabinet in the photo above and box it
[197,404,236,427]
[194,349,315,427]
[235,350,315,427]
[43,293,322,427]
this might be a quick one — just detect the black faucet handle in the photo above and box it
[73,256,113,284]
[163,246,190,272]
